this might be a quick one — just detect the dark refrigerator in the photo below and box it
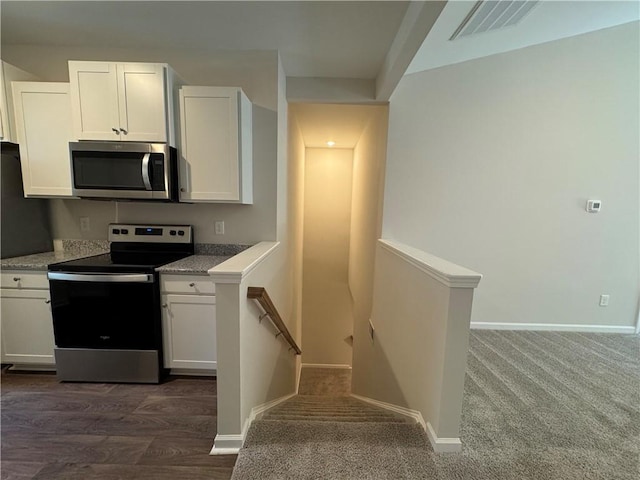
[1,143,52,258]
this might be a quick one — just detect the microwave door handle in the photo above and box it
[142,153,152,190]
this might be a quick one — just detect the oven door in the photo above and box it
[69,142,174,200]
[48,272,160,350]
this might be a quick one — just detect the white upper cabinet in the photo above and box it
[0,61,39,143]
[69,61,177,144]
[179,86,253,204]
[12,82,75,197]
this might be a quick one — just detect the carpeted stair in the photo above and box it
[231,395,435,479]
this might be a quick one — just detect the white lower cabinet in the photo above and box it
[161,275,216,372]
[0,271,55,366]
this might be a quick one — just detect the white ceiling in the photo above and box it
[2,1,638,81]
[0,1,409,79]
[1,0,637,108]
[407,0,640,75]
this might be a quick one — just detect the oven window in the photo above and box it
[72,151,147,190]
[49,279,160,350]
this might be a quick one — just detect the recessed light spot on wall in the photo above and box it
[327,141,336,147]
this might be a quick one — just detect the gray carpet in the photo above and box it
[232,331,640,479]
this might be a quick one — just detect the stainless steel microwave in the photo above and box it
[69,142,178,201]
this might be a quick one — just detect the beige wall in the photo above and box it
[1,45,278,110]
[2,44,280,245]
[383,22,640,330]
[355,241,479,444]
[349,106,389,390]
[212,242,298,448]
[301,148,354,365]
[287,108,306,350]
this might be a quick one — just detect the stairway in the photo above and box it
[263,394,410,423]
[231,382,434,479]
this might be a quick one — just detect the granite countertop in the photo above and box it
[156,255,231,274]
[1,240,110,271]
[1,242,250,274]
[0,250,105,271]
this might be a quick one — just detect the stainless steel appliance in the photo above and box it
[69,142,178,201]
[47,224,194,383]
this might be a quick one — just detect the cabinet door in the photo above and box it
[12,82,75,197]
[162,294,217,370]
[0,62,39,143]
[117,63,167,142]
[69,61,120,141]
[0,288,55,365]
[179,86,242,202]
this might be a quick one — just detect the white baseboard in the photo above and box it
[301,363,352,369]
[471,322,636,334]
[425,422,463,453]
[210,391,297,456]
[249,392,297,422]
[169,368,217,377]
[210,434,243,455]
[350,394,462,453]
[7,364,56,372]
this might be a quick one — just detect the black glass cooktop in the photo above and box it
[48,251,192,273]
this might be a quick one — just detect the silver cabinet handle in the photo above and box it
[120,128,128,135]
[180,187,186,193]
[189,283,195,287]
[44,299,51,304]
[13,277,20,282]
[162,303,168,308]
[141,153,151,190]
[47,272,154,283]
[112,128,119,134]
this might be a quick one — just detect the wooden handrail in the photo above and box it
[247,287,302,355]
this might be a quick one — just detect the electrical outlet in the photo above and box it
[599,294,610,307]
[79,216,90,232]
[368,319,375,341]
[215,221,225,235]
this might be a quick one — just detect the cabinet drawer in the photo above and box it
[161,274,215,295]
[0,271,49,290]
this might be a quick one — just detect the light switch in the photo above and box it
[215,221,225,235]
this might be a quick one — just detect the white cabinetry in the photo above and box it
[179,86,252,204]
[160,274,217,373]
[0,61,39,143]
[12,82,75,197]
[69,61,179,144]
[0,271,55,367]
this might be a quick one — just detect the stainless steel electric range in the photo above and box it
[47,224,194,383]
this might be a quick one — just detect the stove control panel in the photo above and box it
[108,224,192,244]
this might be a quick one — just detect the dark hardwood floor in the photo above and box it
[1,368,236,480]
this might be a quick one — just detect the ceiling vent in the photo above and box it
[450,0,539,40]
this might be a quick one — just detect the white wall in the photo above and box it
[301,148,354,366]
[2,44,280,245]
[383,22,640,330]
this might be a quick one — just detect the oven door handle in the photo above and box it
[142,153,152,191]
[47,272,154,283]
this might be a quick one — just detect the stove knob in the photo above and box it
[121,229,129,235]
[169,230,177,236]
[178,230,185,236]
